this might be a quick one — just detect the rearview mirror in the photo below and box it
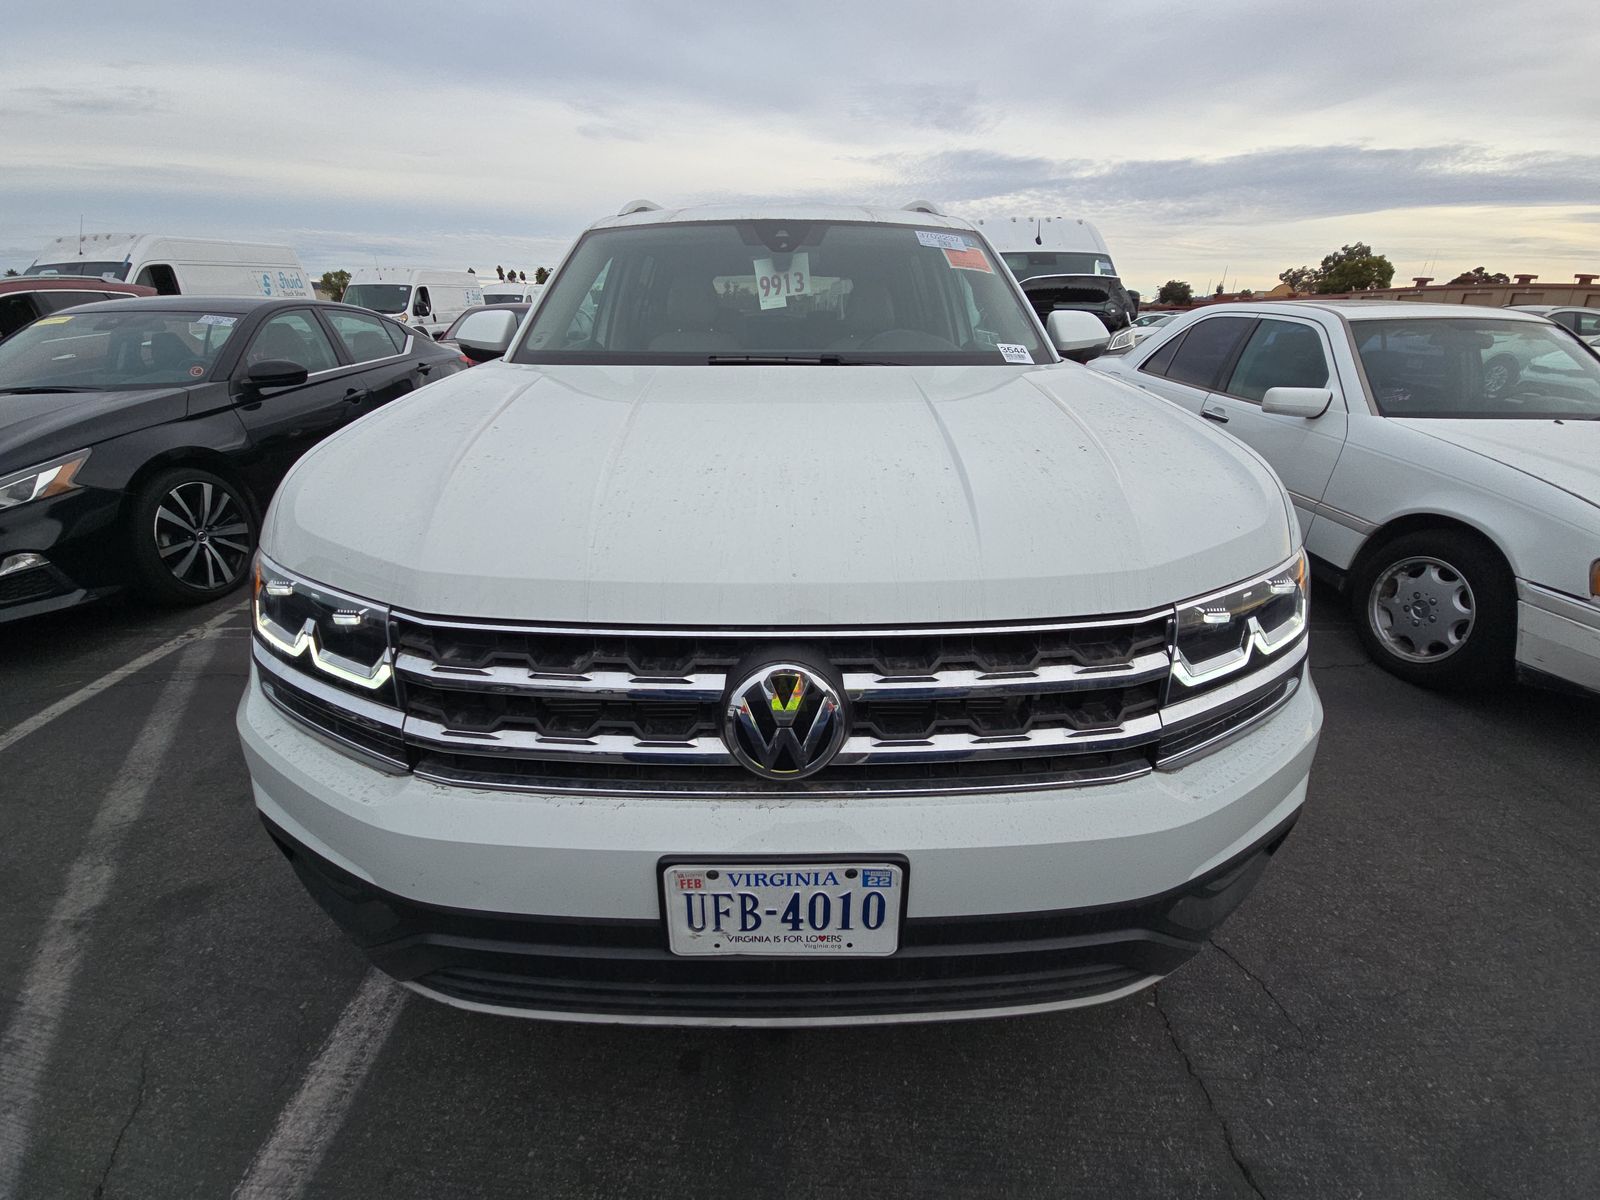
[1261,386,1333,418]
[244,359,309,390]
[451,309,520,361]
[1046,310,1112,362]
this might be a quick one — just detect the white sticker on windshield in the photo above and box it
[997,343,1034,365]
[915,230,968,251]
[752,252,811,310]
[196,314,237,326]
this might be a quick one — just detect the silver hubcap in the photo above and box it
[154,481,250,590]
[1368,556,1475,663]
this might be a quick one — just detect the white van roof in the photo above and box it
[31,233,302,265]
[347,267,481,285]
[970,217,1112,257]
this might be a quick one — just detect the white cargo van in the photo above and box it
[342,269,484,336]
[971,216,1120,279]
[974,215,1137,350]
[478,278,544,305]
[27,233,311,299]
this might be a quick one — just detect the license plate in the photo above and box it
[662,861,904,957]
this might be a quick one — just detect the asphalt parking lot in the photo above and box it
[2,591,1598,1200]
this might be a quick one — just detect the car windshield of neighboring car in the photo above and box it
[342,284,411,313]
[1135,313,1174,327]
[1001,251,1117,281]
[511,220,1050,366]
[25,261,132,281]
[0,309,239,393]
[481,289,524,302]
[1355,318,1600,419]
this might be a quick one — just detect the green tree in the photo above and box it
[319,269,351,301]
[1156,279,1192,305]
[534,266,550,285]
[1279,244,1395,294]
[1448,266,1510,286]
[2,268,18,278]
[1316,243,1394,292]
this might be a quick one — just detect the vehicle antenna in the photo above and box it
[78,215,84,257]
[1034,219,1042,247]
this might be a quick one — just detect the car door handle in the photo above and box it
[342,387,371,404]
[416,361,435,376]
[1201,404,1229,424]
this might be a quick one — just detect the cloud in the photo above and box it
[0,83,166,117]
[882,144,1600,224]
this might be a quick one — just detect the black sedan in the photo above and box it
[0,296,466,621]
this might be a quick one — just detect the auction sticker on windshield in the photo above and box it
[663,861,904,956]
[752,253,810,310]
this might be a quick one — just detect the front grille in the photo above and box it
[0,565,71,608]
[257,605,1307,797]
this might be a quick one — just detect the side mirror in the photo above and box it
[1046,310,1112,363]
[1261,386,1333,418]
[244,359,309,390]
[412,299,431,318]
[451,309,520,361]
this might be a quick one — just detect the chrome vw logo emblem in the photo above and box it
[724,663,847,780]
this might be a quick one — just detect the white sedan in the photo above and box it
[1092,301,1600,695]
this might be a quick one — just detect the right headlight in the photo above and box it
[0,449,91,509]
[252,554,395,699]
[1173,551,1308,690]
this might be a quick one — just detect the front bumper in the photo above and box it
[238,671,1321,1025]
[1516,581,1600,697]
[0,487,126,621]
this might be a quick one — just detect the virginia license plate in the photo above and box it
[662,861,904,957]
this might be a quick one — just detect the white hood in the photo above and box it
[1395,419,1600,511]
[264,363,1295,625]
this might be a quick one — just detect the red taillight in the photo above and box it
[458,354,474,367]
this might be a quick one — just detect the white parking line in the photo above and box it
[232,971,407,1200]
[0,637,220,1200]
[0,607,242,758]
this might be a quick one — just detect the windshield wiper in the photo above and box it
[704,354,848,365]
[0,386,98,395]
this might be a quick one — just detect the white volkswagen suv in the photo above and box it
[237,203,1322,1026]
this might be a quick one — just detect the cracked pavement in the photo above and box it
[3,593,1599,1199]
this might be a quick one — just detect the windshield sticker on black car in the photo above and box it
[997,343,1034,365]
[752,253,810,310]
[34,315,72,326]
[196,314,237,326]
[915,230,968,250]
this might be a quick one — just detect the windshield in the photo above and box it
[342,284,410,313]
[26,261,131,281]
[481,289,524,302]
[1135,313,1174,327]
[1355,319,1600,419]
[1002,252,1117,281]
[511,220,1050,366]
[0,309,238,391]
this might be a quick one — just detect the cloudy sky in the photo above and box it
[2,1,1597,295]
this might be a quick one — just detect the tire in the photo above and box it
[127,467,258,605]
[1349,528,1515,689]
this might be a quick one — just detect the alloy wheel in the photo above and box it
[1367,556,1475,663]
[153,480,252,591]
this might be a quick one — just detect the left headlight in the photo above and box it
[0,449,91,509]
[252,554,395,698]
[1105,326,1137,352]
[1173,551,1308,690]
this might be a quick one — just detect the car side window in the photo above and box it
[1223,319,1331,402]
[1573,312,1600,338]
[0,295,42,339]
[1140,330,1184,377]
[1164,316,1254,390]
[244,310,340,374]
[325,310,403,363]
[34,291,104,314]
